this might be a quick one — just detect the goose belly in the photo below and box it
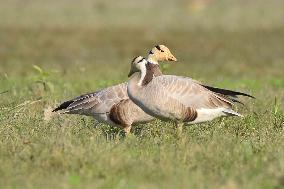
[93,113,109,124]
[93,113,109,123]
[131,108,155,124]
[128,91,175,121]
[190,108,227,124]
[114,98,155,125]
[131,99,171,121]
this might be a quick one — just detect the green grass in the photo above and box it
[0,0,284,188]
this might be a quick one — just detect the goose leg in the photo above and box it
[94,121,100,128]
[122,125,132,135]
[176,122,184,135]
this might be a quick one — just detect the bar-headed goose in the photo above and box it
[127,57,254,131]
[53,45,177,134]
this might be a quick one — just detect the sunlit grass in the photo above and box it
[0,1,284,189]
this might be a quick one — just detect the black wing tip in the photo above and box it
[231,91,255,99]
[52,108,59,112]
[231,98,245,106]
[202,85,255,99]
[245,94,255,99]
[52,100,74,112]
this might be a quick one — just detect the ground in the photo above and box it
[0,0,284,188]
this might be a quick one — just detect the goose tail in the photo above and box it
[222,109,244,117]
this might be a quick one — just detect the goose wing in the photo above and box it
[53,82,128,115]
[201,85,254,99]
[152,75,233,109]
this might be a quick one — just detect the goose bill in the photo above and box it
[128,69,135,77]
[168,55,177,62]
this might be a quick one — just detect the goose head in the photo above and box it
[148,45,177,64]
[128,56,148,78]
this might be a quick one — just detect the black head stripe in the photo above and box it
[149,50,154,54]
[137,57,145,64]
[131,56,140,63]
[155,45,161,51]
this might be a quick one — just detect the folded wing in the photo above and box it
[53,83,128,115]
[152,75,235,109]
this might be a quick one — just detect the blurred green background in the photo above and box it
[0,0,284,189]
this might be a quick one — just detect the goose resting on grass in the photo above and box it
[53,45,177,134]
[127,56,254,132]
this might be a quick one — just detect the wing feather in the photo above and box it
[150,75,233,109]
[54,82,128,115]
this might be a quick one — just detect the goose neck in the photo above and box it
[147,55,158,65]
[135,63,155,87]
[137,64,147,86]
[147,63,162,77]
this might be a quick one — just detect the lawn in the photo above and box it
[0,0,284,188]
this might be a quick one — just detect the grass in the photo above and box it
[0,0,284,188]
